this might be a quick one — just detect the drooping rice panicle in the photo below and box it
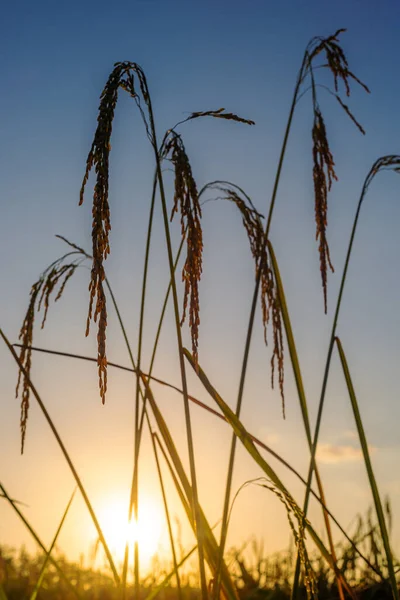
[259,479,318,600]
[16,246,85,452]
[311,108,336,313]
[79,61,151,402]
[300,29,369,311]
[186,107,255,126]
[307,29,370,97]
[362,155,400,193]
[201,181,285,414]
[162,132,203,367]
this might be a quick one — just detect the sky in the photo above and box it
[1,0,400,581]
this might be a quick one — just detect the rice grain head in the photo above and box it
[304,28,369,311]
[362,155,400,195]
[162,131,203,368]
[16,252,83,452]
[311,108,336,313]
[237,478,317,600]
[307,29,370,97]
[186,107,255,126]
[79,61,152,403]
[202,182,285,416]
[261,481,318,600]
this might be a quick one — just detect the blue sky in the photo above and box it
[1,0,400,576]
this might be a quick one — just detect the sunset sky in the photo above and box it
[1,0,400,578]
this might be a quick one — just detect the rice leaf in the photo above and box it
[139,373,239,600]
[335,336,399,600]
[183,348,342,576]
[268,239,353,600]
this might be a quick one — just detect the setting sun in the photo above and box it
[96,495,164,568]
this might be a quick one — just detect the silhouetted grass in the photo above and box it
[2,27,399,600]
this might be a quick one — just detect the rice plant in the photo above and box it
[2,27,399,600]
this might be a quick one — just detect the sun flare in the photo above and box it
[97,495,164,567]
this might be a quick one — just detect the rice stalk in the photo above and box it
[152,431,192,524]
[183,107,255,126]
[122,227,187,597]
[229,478,317,600]
[268,239,352,600]
[149,422,183,600]
[199,181,285,600]
[139,373,239,600]
[79,62,256,594]
[79,61,213,595]
[9,34,380,598]
[14,341,380,578]
[149,98,253,600]
[183,348,343,578]
[211,28,368,600]
[121,170,158,596]
[100,256,235,598]
[293,155,400,599]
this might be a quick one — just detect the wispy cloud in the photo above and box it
[317,443,376,464]
[257,427,281,446]
[342,430,358,441]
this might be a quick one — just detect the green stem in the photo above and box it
[104,231,184,594]
[149,420,183,600]
[145,85,208,600]
[268,240,348,600]
[121,171,158,596]
[135,235,185,463]
[214,50,308,600]
[292,176,371,597]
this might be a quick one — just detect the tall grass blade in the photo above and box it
[213,45,311,600]
[149,424,183,600]
[14,342,381,577]
[183,349,341,576]
[98,258,236,597]
[139,374,239,600]
[268,240,348,600]
[122,171,158,596]
[0,482,82,600]
[294,155,400,598]
[30,488,76,600]
[0,328,120,586]
[145,79,208,600]
[335,336,399,600]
